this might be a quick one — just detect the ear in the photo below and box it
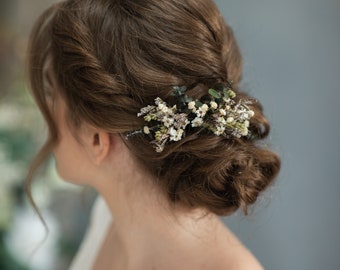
[82,125,113,166]
[92,130,112,165]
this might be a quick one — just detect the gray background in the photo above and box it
[215,0,340,269]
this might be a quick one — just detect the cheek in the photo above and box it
[53,144,74,182]
[53,134,89,185]
[52,137,73,182]
[51,95,94,185]
[52,104,86,184]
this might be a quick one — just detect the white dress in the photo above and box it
[68,196,113,270]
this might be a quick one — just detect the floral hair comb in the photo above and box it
[126,82,255,152]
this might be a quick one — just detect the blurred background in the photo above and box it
[0,0,339,269]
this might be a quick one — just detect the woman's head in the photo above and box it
[27,0,280,216]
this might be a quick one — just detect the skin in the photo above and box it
[46,68,264,270]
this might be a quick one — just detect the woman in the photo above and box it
[26,0,280,269]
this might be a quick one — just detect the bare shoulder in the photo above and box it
[178,241,264,270]
[132,219,265,270]
[214,251,264,270]
[208,223,265,270]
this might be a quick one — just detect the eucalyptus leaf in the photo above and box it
[223,88,229,98]
[195,101,203,107]
[208,88,221,99]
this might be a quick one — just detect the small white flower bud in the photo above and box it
[227,117,234,123]
[143,126,150,134]
[210,101,218,109]
[169,127,177,136]
[217,117,226,124]
[219,109,226,116]
[188,101,196,110]
[201,104,209,112]
[191,117,203,127]
[241,128,248,136]
[214,126,225,136]
[177,129,184,136]
[161,106,169,113]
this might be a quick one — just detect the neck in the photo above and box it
[92,143,223,267]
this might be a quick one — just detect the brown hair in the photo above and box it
[27,0,280,216]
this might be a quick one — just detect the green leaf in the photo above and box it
[208,88,221,99]
[195,101,203,107]
[215,83,224,91]
[223,88,229,98]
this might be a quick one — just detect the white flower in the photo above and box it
[172,134,181,141]
[143,126,150,134]
[169,127,177,137]
[162,116,174,127]
[169,128,184,141]
[158,103,169,113]
[191,117,203,127]
[214,126,225,136]
[177,129,184,136]
[210,101,218,109]
[244,120,250,128]
[188,101,196,110]
[196,106,208,117]
[241,128,249,136]
[225,105,231,110]
[226,117,234,123]
[248,110,255,117]
[217,117,226,125]
[201,104,209,112]
[219,109,226,116]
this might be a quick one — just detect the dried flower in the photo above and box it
[226,117,234,123]
[162,116,174,127]
[214,126,225,136]
[127,82,255,152]
[210,101,218,109]
[143,126,150,134]
[191,117,203,127]
[188,101,196,110]
[219,109,227,116]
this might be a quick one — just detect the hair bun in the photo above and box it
[154,135,280,216]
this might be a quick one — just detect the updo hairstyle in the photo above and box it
[27,0,280,216]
